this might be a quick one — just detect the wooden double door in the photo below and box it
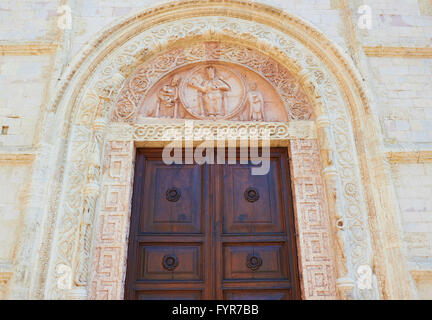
[125,148,301,300]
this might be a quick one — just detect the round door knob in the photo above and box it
[162,254,179,271]
[166,187,181,202]
[246,254,262,271]
[244,187,260,202]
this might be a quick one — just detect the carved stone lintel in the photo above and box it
[133,120,317,142]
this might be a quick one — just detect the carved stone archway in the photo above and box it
[87,41,337,300]
[15,0,415,300]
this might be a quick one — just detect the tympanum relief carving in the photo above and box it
[115,42,313,123]
[146,62,274,121]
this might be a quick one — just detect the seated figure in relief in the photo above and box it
[187,66,231,117]
[247,82,265,121]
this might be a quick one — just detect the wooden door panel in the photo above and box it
[215,149,300,300]
[136,290,203,300]
[138,243,203,281]
[125,148,301,300]
[221,159,285,234]
[222,243,289,280]
[125,150,210,300]
[223,290,293,300]
[140,161,204,234]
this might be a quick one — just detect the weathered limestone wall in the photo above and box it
[369,57,432,148]
[0,55,53,147]
[356,0,432,299]
[0,161,32,299]
[0,0,431,299]
[391,162,432,299]
[360,0,432,47]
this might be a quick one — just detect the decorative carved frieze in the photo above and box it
[290,140,337,299]
[133,120,317,141]
[89,141,134,300]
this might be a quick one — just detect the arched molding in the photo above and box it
[15,0,414,300]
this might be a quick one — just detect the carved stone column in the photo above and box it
[316,115,355,299]
[69,117,107,300]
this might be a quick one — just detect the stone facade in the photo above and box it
[0,0,431,300]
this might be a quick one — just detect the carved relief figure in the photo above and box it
[156,75,180,118]
[247,82,265,121]
[187,66,231,117]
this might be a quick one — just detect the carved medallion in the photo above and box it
[179,64,247,120]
